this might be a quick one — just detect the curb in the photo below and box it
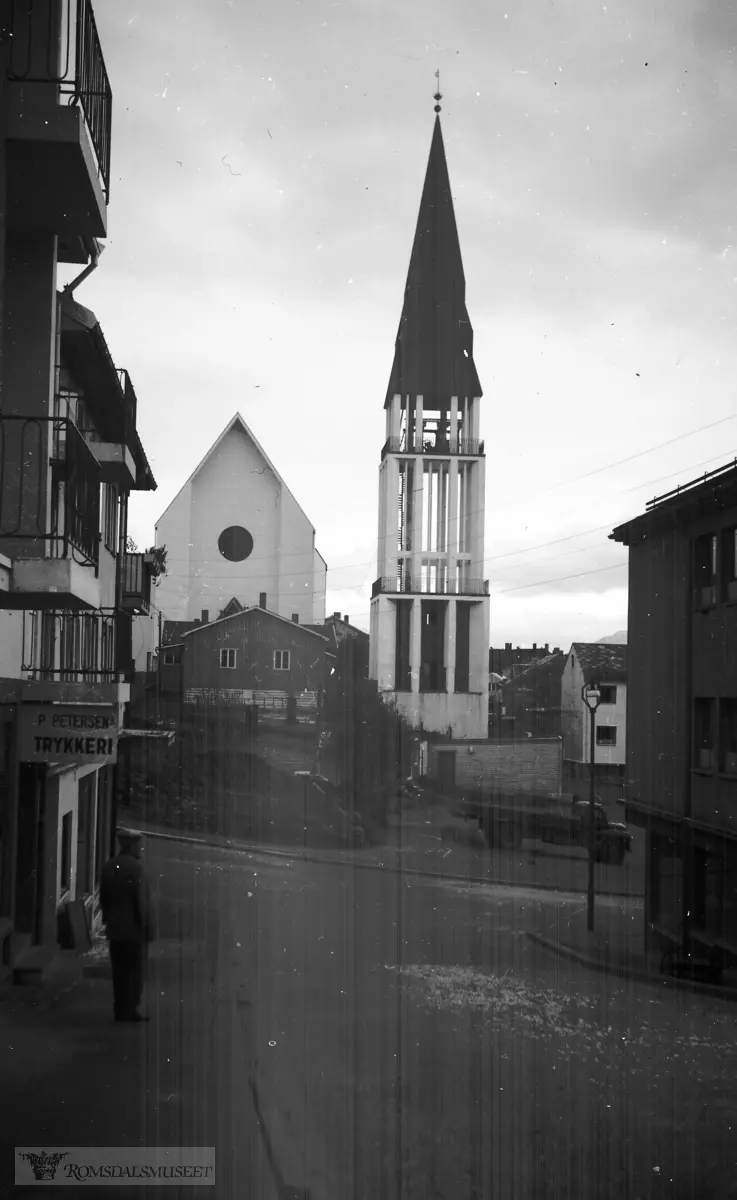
[138,825,644,903]
[527,931,737,1001]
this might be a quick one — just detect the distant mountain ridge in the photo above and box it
[597,630,627,644]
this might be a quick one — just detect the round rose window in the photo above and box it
[218,526,254,562]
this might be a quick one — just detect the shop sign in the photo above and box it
[19,705,118,765]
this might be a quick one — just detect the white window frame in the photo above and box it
[273,649,291,671]
[220,648,237,669]
[163,652,176,666]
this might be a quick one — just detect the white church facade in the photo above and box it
[155,413,327,625]
[369,106,490,739]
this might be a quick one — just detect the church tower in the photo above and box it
[369,97,490,739]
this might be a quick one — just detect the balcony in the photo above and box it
[21,608,120,683]
[372,576,489,598]
[6,0,112,252]
[0,415,101,610]
[122,553,154,615]
[381,436,485,459]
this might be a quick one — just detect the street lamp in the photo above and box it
[582,682,601,932]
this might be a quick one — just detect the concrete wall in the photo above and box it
[590,682,627,766]
[155,479,192,621]
[0,609,23,677]
[560,653,584,761]
[393,690,488,740]
[561,652,627,766]
[371,593,489,738]
[132,610,158,673]
[277,485,321,623]
[312,549,327,623]
[427,737,563,793]
[155,424,322,624]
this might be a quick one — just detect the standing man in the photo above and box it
[99,828,156,1023]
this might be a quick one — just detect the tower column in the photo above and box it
[450,395,458,452]
[448,458,459,563]
[445,599,456,693]
[414,394,424,452]
[377,455,400,584]
[411,457,423,590]
[410,598,421,693]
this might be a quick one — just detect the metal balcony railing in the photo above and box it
[372,576,489,598]
[0,415,100,568]
[8,0,112,201]
[381,436,485,458]
[21,607,118,681]
[122,552,153,613]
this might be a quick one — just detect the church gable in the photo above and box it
[219,597,244,619]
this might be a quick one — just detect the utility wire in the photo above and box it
[522,414,737,497]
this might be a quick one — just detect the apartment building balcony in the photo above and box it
[372,576,489,598]
[6,0,112,255]
[122,553,154,615]
[0,416,101,610]
[20,608,120,683]
[381,436,485,459]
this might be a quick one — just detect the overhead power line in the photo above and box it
[527,414,737,497]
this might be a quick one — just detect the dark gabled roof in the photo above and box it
[570,642,627,683]
[180,606,330,642]
[501,652,567,687]
[385,116,482,408]
[611,459,737,546]
[161,620,197,646]
[303,623,338,648]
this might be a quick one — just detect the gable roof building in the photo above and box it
[154,413,327,625]
[569,642,627,684]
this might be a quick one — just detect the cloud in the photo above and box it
[98,0,737,650]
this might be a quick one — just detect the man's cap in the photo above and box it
[116,826,143,845]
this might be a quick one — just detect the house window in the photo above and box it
[694,533,718,608]
[599,685,617,705]
[163,652,176,666]
[694,697,716,771]
[723,527,737,603]
[219,648,237,669]
[596,726,617,747]
[721,699,737,775]
[274,650,291,671]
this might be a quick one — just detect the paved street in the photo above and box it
[3,836,737,1199]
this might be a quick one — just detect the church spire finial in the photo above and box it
[434,69,442,114]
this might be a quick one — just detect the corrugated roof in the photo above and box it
[570,642,627,683]
[161,620,196,646]
[180,606,330,642]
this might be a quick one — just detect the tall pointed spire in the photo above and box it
[386,107,482,406]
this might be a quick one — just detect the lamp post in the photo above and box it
[582,682,601,932]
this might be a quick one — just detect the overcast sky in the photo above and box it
[75,0,737,648]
